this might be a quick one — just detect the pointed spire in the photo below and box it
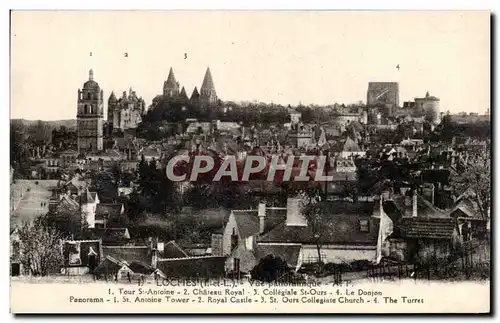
[108,91,117,103]
[426,91,430,98]
[89,69,94,81]
[190,87,200,100]
[201,67,215,92]
[179,87,188,101]
[165,67,177,87]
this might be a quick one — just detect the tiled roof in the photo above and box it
[233,210,259,239]
[258,211,379,246]
[392,194,447,218]
[450,205,482,220]
[94,256,127,275]
[58,195,80,210]
[127,261,156,275]
[398,217,455,239]
[102,245,151,264]
[162,241,189,259]
[262,208,287,234]
[95,203,123,221]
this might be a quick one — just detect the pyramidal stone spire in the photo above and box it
[180,87,188,101]
[108,91,117,103]
[163,67,180,97]
[200,67,217,104]
[201,67,215,93]
[190,87,200,101]
[166,67,177,87]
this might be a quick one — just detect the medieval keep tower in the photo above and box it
[77,69,104,153]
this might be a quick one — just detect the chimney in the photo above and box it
[286,197,307,226]
[404,194,413,218]
[157,242,164,255]
[151,249,158,268]
[211,233,223,256]
[412,192,418,217]
[258,202,266,234]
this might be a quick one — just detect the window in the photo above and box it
[359,219,369,233]
[230,228,238,251]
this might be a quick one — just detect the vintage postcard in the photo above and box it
[9,10,491,314]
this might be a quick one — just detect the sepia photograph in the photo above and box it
[9,10,491,314]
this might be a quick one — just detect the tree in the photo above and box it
[298,190,330,263]
[44,201,87,237]
[93,167,119,203]
[31,120,52,144]
[450,152,491,220]
[10,122,30,177]
[16,216,64,276]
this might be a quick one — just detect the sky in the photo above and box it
[10,11,490,121]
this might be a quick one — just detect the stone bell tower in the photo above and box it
[77,69,104,154]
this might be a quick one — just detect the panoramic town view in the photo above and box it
[10,66,491,284]
[10,12,490,290]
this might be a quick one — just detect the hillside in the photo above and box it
[10,119,77,131]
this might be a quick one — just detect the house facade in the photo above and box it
[218,198,380,274]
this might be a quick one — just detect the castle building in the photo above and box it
[107,88,145,134]
[163,67,180,98]
[414,91,440,123]
[77,69,104,154]
[367,82,400,113]
[200,67,218,105]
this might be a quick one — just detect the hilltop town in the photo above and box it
[10,67,490,283]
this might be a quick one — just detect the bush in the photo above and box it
[34,181,39,185]
[250,255,290,282]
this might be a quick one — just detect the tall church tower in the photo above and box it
[77,69,104,154]
[163,67,180,98]
[200,67,218,104]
